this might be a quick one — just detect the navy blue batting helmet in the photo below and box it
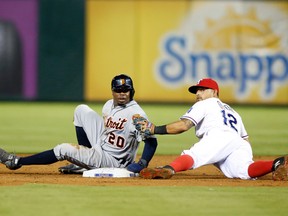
[111,74,135,100]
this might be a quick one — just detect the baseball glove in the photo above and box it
[132,114,155,136]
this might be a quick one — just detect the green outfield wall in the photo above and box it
[38,0,85,101]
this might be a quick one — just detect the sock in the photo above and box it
[18,149,58,165]
[248,160,274,178]
[76,126,92,148]
[168,154,194,172]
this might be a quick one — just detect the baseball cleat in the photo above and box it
[272,156,288,181]
[0,148,22,170]
[58,163,87,174]
[139,167,174,179]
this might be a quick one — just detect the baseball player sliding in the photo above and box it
[133,78,288,181]
[0,74,158,175]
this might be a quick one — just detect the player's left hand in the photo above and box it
[127,159,147,173]
[132,114,155,136]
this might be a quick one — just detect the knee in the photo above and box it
[74,104,89,116]
[53,143,78,160]
[74,104,90,126]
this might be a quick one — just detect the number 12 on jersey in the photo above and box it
[221,110,238,132]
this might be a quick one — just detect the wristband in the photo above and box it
[154,125,168,134]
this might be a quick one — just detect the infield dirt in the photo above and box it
[0,155,287,187]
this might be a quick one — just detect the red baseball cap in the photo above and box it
[188,78,219,94]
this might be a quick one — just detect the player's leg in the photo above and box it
[73,104,104,147]
[59,126,92,174]
[59,104,104,173]
[57,142,95,174]
[19,149,58,165]
[0,148,58,170]
[0,142,118,171]
[247,160,273,178]
[246,151,288,179]
[217,139,254,179]
[169,154,195,172]
[54,143,120,170]
[217,137,288,180]
[75,126,91,148]
[139,154,194,179]
[140,130,236,179]
[246,156,288,180]
[180,130,240,170]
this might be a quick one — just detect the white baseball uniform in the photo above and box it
[53,100,150,169]
[181,97,254,179]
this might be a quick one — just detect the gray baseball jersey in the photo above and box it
[53,100,152,169]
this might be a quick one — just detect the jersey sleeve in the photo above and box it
[102,99,113,117]
[238,116,249,139]
[180,101,206,126]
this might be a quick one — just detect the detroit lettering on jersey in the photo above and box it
[105,117,127,130]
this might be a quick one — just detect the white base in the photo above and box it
[82,168,138,178]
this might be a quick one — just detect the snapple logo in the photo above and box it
[155,6,288,99]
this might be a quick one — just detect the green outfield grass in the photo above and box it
[0,184,287,216]
[0,102,287,155]
[0,102,288,216]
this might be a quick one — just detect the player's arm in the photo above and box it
[139,137,158,166]
[126,137,158,173]
[160,119,194,134]
[133,114,194,135]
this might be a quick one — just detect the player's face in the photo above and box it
[112,89,131,106]
[195,88,217,102]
